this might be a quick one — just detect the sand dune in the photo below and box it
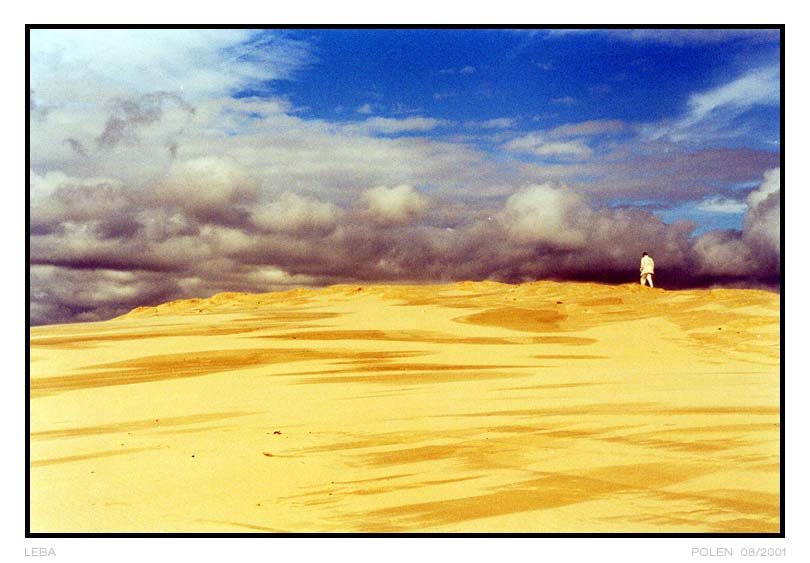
[28,281,781,533]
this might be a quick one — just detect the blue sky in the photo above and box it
[29,28,782,324]
[239,28,780,229]
[263,29,775,126]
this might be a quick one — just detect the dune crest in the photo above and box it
[30,281,780,533]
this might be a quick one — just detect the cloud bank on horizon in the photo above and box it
[29,28,782,325]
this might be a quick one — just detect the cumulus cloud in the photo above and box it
[693,168,780,281]
[425,184,697,286]
[29,139,780,326]
[28,30,781,326]
[157,156,259,221]
[363,185,429,224]
[743,168,781,256]
[499,184,591,249]
[30,171,132,236]
[29,167,781,325]
[501,119,630,165]
[251,193,342,234]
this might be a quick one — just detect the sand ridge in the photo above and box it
[29,280,780,533]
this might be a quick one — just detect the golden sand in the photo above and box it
[28,281,781,533]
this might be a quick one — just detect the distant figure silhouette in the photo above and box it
[640,252,655,287]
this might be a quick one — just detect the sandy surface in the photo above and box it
[29,281,781,533]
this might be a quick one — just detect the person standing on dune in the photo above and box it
[640,252,655,287]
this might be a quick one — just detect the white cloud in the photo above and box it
[27,29,783,325]
[222,96,295,118]
[533,141,592,159]
[467,118,517,130]
[247,267,317,286]
[692,231,754,277]
[344,116,451,135]
[747,167,780,209]
[547,119,625,138]
[696,197,748,214]
[499,183,591,249]
[162,111,500,200]
[29,30,313,185]
[251,193,342,234]
[30,170,123,204]
[744,167,781,255]
[687,66,779,123]
[504,133,592,160]
[158,156,259,214]
[652,65,780,143]
[363,184,429,224]
[30,29,311,104]
[694,168,781,277]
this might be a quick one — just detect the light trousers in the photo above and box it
[641,273,654,287]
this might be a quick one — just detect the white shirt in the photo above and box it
[640,255,655,275]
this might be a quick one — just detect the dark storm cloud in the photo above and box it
[208,181,777,291]
[95,216,144,240]
[31,180,132,233]
[28,30,782,327]
[30,266,182,325]
[691,168,781,285]
[29,253,180,273]
[29,159,781,326]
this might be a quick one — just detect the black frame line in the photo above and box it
[25,23,785,540]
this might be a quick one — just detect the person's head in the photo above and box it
[642,252,648,257]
